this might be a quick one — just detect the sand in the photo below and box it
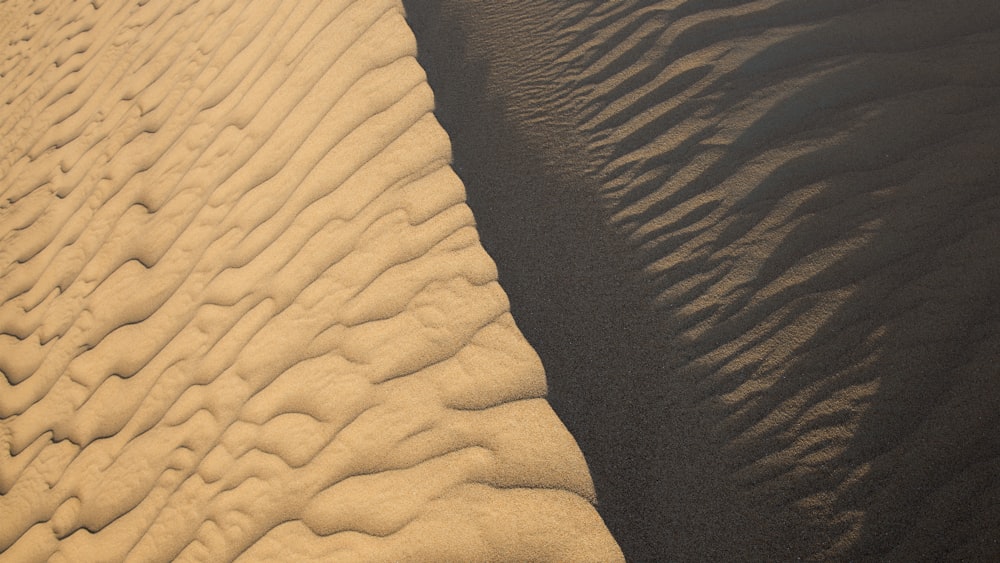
[4,0,1000,560]
[403,0,1000,560]
[0,1,622,561]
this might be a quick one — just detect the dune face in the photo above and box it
[0,1,623,561]
[403,0,1000,560]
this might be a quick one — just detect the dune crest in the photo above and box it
[0,1,622,561]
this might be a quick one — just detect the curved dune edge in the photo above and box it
[403,0,1000,560]
[0,1,623,561]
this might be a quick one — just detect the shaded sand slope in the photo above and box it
[0,1,623,561]
[403,0,1000,560]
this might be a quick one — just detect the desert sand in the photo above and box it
[404,0,1000,561]
[0,1,623,561]
[4,0,1000,561]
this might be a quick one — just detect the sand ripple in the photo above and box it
[404,0,1000,559]
[0,1,622,561]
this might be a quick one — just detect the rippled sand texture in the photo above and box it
[404,0,1000,560]
[0,1,623,561]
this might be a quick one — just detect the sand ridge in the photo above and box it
[0,1,623,561]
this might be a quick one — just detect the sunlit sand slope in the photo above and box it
[404,0,1000,560]
[0,1,622,561]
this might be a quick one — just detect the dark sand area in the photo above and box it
[403,1,1000,560]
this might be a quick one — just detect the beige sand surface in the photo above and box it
[403,0,1000,560]
[0,1,623,561]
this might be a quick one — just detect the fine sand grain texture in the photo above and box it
[404,0,1000,560]
[0,1,623,561]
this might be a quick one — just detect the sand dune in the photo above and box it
[0,1,622,561]
[404,0,1000,560]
